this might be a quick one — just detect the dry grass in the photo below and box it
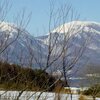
[79,94,89,100]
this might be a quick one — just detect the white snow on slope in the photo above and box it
[1,21,100,68]
[0,21,47,66]
[38,21,100,66]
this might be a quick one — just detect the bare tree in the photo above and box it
[21,1,90,100]
[0,0,91,100]
[0,0,32,99]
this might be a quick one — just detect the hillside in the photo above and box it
[0,21,100,85]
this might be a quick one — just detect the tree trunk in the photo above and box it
[93,96,96,100]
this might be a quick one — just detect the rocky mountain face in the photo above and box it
[0,22,47,67]
[0,21,100,76]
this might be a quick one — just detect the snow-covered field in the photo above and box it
[0,91,100,100]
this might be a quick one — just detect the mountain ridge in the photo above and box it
[0,21,100,68]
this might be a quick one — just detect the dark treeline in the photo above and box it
[0,61,56,91]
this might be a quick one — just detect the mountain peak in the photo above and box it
[52,21,100,33]
[0,21,16,32]
[67,21,100,25]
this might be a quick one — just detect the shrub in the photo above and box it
[83,84,100,98]
[0,61,56,91]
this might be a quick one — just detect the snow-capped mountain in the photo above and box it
[38,21,100,66]
[0,21,100,71]
[37,21,100,86]
[0,21,47,67]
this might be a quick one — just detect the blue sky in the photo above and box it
[6,0,100,36]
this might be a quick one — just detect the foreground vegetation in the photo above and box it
[83,84,100,100]
[0,61,56,91]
